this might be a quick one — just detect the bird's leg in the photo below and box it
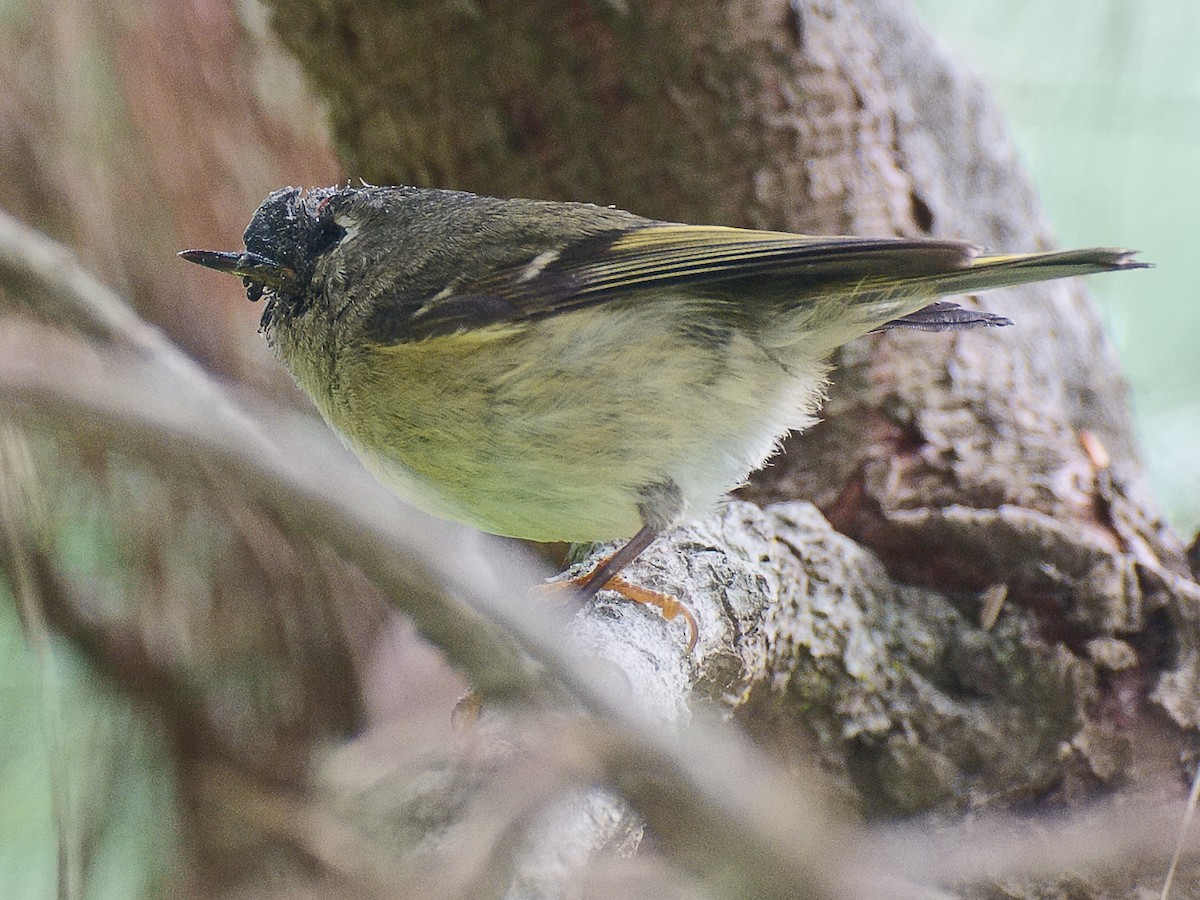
[595,573,699,654]
[575,522,660,595]
[564,522,699,653]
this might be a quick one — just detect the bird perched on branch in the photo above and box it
[182,185,1145,651]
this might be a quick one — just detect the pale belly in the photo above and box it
[292,303,829,543]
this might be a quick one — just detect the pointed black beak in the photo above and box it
[178,249,297,290]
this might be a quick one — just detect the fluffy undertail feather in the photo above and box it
[874,300,1012,333]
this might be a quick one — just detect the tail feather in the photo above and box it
[919,247,1147,296]
[860,247,1147,334]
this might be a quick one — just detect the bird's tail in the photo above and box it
[851,247,1147,336]
[913,247,1144,297]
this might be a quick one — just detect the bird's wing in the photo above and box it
[376,225,979,342]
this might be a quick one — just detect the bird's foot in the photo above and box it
[542,561,698,654]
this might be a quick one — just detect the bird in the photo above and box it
[180,184,1145,651]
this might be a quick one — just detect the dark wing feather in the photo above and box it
[395,225,978,342]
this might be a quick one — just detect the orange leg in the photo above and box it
[451,690,483,730]
[539,525,698,652]
[551,555,699,654]
[599,573,699,654]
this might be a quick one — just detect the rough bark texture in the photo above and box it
[3,0,1199,897]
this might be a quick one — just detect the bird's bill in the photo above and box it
[177,249,297,289]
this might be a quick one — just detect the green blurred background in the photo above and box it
[916,0,1200,535]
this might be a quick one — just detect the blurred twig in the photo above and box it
[865,797,1199,891]
[0,207,557,705]
[0,207,858,900]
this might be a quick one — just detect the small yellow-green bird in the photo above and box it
[181,185,1144,648]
